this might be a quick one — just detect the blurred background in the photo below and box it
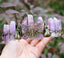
[0,0,64,58]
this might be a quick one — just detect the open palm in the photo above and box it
[1,37,52,58]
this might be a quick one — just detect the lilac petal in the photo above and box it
[36,17,43,32]
[6,34,10,42]
[51,32,56,37]
[52,55,59,58]
[22,17,28,25]
[54,17,59,31]
[22,17,28,33]
[60,44,64,53]
[23,35,28,40]
[10,21,16,35]
[28,14,34,25]
[36,17,43,24]
[36,23,43,32]
[41,54,46,58]
[37,34,43,40]
[48,53,52,58]
[55,32,59,37]
[54,17,62,31]
[3,36,6,43]
[48,18,55,31]
[58,20,62,30]
[22,25,27,33]
[28,14,34,29]
[3,24,10,35]
[10,35,15,40]
[58,42,63,46]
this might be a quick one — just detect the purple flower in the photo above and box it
[3,36,6,43]
[48,53,52,58]
[28,14,34,26]
[3,21,16,43]
[48,18,55,31]
[59,44,64,53]
[23,35,28,39]
[36,17,43,32]
[36,17,43,24]
[10,35,15,40]
[37,34,43,40]
[54,17,62,31]
[10,21,16,35]
[41,54,46,58]
[58,42,63,46]
[48,17,62,37]
[28,14,34,29]
[22,17,28,25]
[51,32,56,37]
[6,34,10,42]
[3,24,10,35]
[22,17,28,33]
[52,55,59,58]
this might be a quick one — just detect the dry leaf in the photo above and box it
[0,3,16,8]
[6,9,19,14]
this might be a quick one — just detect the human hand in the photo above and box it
[0,37,52,58]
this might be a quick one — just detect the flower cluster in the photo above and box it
[48,17,62,37]
[22,14,44,40]
[3,14,62,43]
[3,21,16,43]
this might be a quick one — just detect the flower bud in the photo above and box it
[15,33,18,39]
[17,34,21,39]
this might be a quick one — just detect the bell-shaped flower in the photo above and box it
[36,17,43,32]
[48,18,55,31]
[28,14,34,29]
[36,17,43,24]
[23,35,28,40]
[10,35,15,40]
[54,17,62,31]
[10,21,16,35]
[3,24,9,35]
[37,34,43,40]
[6,34,10,42]
[22,17,28,33]
[3,36,6,43]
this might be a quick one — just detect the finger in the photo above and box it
[43,23,45,30]
[30,39,40,46]
[26,38,32,43]
[19,39,28,46]
[1,40,21,58]
[36,37,52,53]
